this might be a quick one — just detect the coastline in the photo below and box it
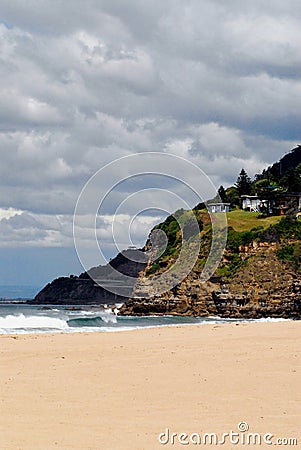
[0,321,300,449]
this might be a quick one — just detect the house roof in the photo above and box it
[207,202,230,206]
[240,195,259,199]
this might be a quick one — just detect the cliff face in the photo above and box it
[119,243,301,319]
[119,212,301,319]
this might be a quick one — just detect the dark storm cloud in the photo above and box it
[0,0,300,248]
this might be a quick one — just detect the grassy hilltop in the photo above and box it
[145,208,301,279]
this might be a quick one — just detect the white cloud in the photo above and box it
[0,207,23,220]
[0,0,300,256]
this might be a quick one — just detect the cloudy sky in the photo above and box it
[0,0,300,291]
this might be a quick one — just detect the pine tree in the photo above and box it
[235,169,252,196]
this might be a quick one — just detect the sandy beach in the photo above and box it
[0,321,300,450]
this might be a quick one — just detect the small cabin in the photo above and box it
[207,202,230,213]
[241,195,267,212]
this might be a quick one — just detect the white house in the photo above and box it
[241,195,267,212]
[207,202,230,213]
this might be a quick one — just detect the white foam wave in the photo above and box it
[99,309,117,324]
[0,314,68,330]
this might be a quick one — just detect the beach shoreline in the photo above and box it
[0,321,300,449]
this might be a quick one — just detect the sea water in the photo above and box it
[0,303,288,335]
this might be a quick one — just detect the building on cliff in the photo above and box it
[207,202,230,213]
[241,192,301,216]
[241,195,267,212]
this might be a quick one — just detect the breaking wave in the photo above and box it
[0,313,68,332]
[67,310,117,328]
[0,304,290,335]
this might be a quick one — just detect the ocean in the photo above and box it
[0,303,288,335]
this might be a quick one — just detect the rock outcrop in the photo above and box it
[119,245,301,319]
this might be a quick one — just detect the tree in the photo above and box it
[253,178,277,215]
[218,185,227,202]
[280,168,301,192]
[235,169,252,196]
[225,186,240,208]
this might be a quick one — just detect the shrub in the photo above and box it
[146,262,161,275]
[276,245,294,261]
[277,242,301,272]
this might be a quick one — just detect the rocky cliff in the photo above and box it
[119,213,301,319]
[119,244,301,318]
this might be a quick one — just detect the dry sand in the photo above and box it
[0,321,300,450]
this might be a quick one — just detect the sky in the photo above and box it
[0,0,300,290]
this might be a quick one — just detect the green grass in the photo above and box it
[226,210,281,232]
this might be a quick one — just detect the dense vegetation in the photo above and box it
[145,209,205,275]
[145,145,301,279]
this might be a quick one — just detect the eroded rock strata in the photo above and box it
[119,245,301,319]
